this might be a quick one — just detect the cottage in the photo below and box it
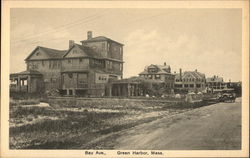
[206,75,226,93]
[138,63,175,93]
[174,69,206,93]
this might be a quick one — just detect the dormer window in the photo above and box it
[148,68,157,73]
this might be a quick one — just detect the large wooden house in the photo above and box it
[174,69,206,93]
[138,63,175,93]
[10,31,124,96]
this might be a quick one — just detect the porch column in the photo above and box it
[127,83,130,97]
[109,84,112,97]
[27,76,31,93]
[135,84,138,96]
[17,76,21,92]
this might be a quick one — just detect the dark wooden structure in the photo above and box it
[10,31,124,96]
[10,70,43,93]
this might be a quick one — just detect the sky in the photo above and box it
[10,8,242,82]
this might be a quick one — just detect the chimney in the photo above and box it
[87,31,92,40]
[180,68,182,80]
[69,40,74,49]
[164,62,166,66]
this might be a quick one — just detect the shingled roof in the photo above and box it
[175,71,205,79]
[10,70,42,78]
[139,64,172,75]
[25,46,67,61]
[81,36,124,46]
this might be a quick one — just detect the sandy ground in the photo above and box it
[112,98,242,150]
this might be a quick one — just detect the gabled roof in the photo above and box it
[25,46,67,61]
[139,64,171,75]
[63,44,101,58]
[81,36,124,46]
[175,71,205,79]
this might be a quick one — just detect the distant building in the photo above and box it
[174,69,206,93]
[206,75,226,93]
[138,63,175,92]
[10,31,124,96]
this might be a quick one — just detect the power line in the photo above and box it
[11,10,108,44]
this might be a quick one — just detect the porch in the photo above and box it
[10,70,43,93]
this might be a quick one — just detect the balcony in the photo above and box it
[61,65,89,72]
[77,83,88,89]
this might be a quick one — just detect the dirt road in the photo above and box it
[114,98,242,150]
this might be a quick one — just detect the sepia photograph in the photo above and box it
[1,0,249,158]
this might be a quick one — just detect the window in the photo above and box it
[184,84,188,88]
[149,68,157,73]
[68,73,73,78]
[36,52,40,56]
[52,61,57,69]
[155,75,160,79]
[49,61,52,69]
[51,78,57,83]
[68,59,71,63]
[190,84,194,88]
[57,61,61,68]
[119,63,122,71]
[148,75,152,79]
[107,43,110,51]
[109,61,113,69]
[196,84,201,88]
[102,43,105,50]
[79,58,83,62]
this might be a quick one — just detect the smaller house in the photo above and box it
[138,62,175,93]
[206,75,226,93]
[174,69,206,93]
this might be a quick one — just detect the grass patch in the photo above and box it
[10,98,216,149]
